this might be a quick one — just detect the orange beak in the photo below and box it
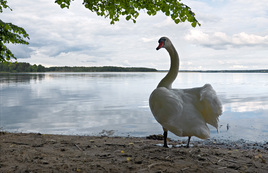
[156,41,164,50]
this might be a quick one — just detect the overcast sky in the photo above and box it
[2,0,268,70]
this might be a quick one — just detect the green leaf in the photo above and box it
[60,4,65,8]
[126,15,131,21]
[165,11,170,16]
[191,22,197,27]
[174,19,181,24]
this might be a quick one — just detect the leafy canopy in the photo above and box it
[0,0,30,63]
[55,0,201,26]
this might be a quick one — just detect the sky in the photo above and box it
[2,0,268,70]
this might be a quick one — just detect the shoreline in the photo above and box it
[1,132,267,172]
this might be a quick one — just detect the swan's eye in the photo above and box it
[158,38,166,44]
[158,38,166,43]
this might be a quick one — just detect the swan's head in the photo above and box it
[156,37,171,50]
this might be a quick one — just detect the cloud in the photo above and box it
[232,32,268,46]
[2,0,268,70]
[7,44,33,59]
[185,30,268,49]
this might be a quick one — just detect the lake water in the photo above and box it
[0,72,268,143]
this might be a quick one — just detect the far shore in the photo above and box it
[1,62,268,73]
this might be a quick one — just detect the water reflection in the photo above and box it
[0,73,45,85]
[0,72,267,142]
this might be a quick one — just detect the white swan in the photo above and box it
[149,37,222,148]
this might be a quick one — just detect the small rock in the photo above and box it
[42,160,49,165]
[135,160,142,164]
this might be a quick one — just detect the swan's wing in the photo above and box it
[149,87,183,126]
[150,86,215,139]
[199,84,222,130]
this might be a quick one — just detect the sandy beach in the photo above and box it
[0,132,267,172]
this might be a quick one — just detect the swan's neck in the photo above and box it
[157,44,179,89]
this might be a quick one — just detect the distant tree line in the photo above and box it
[0,62,45,72]
[46,66,157,72]
[0,62,157,73]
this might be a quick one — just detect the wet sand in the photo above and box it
[0,132,267,172]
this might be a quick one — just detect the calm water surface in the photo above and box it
[0,72,268,142]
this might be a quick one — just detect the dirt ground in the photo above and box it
[0,132,268,173]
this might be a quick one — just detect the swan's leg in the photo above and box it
[186,136,191,148]
[163,128,168,148]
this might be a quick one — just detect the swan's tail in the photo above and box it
[200,84,222,129]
